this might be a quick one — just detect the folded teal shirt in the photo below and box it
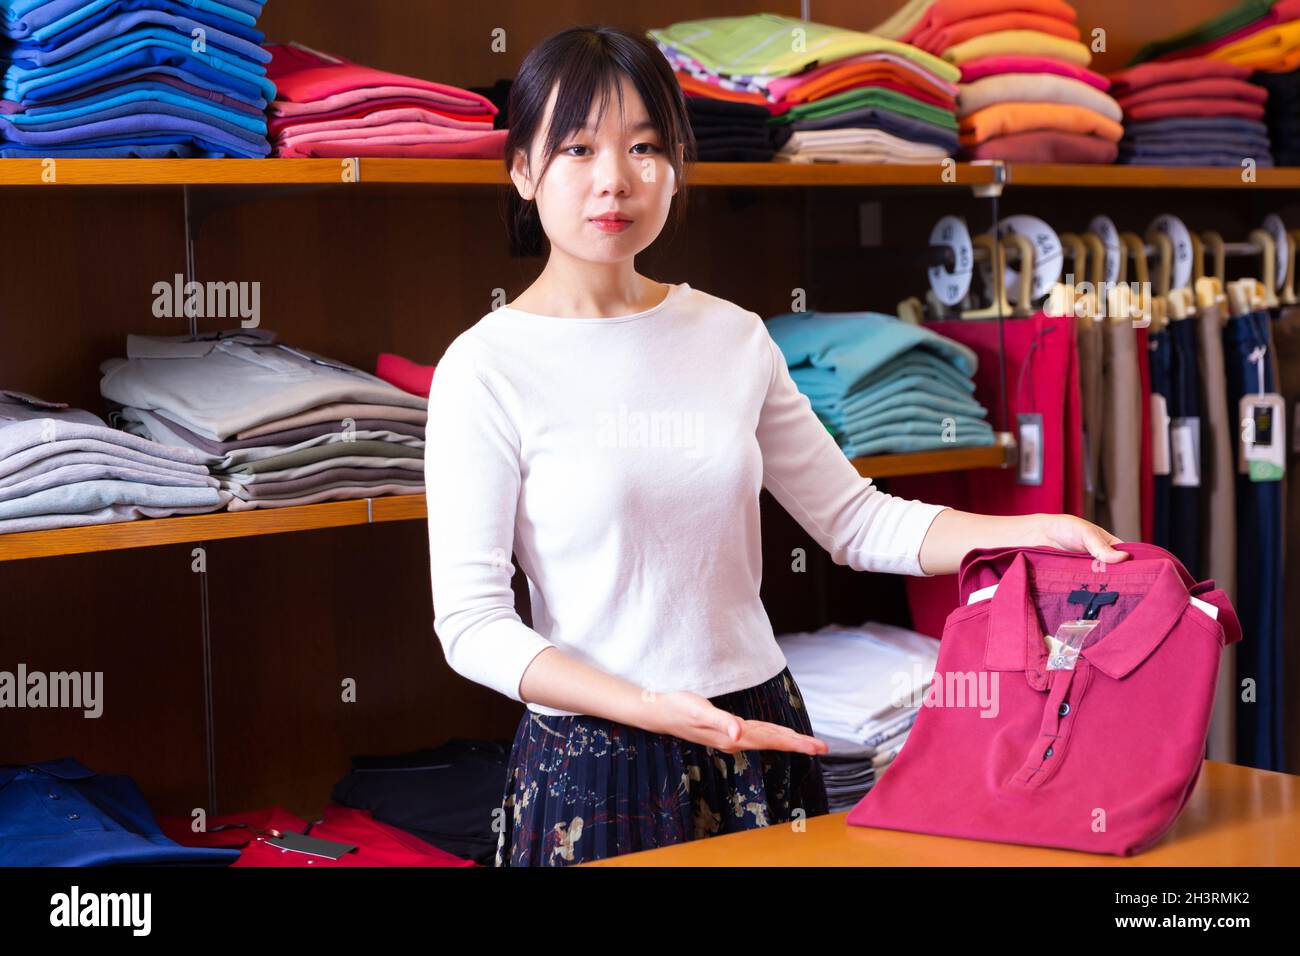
[768,310,978,397]
[791,350,977,401]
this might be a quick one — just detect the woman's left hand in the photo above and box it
[1038,513,1132,564]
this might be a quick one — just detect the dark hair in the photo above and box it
[503,25,695,256]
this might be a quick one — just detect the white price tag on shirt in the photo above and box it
[1170,417,1201,487]
[1151,394,1171,476]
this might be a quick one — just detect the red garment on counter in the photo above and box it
[891,313,1083,639]
[158,805,477,867]
[847,542,1241,856]
[376,352,435,398]
[964,129,1118,163]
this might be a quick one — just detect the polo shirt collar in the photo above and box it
[983,551,1190,680]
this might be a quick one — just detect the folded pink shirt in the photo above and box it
[277,130,507,159]
[266,41,498,113]
[270,84,492,118]
[1108,59,1252,96]
[269,98,493,136]
[958,54,1110,90]
[276,107,494,141]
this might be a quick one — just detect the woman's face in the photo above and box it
[511,74,679,265]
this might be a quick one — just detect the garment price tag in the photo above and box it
[1045,620,1099,671]
[1241,394,1285,482]
[1151,394,1171,476]
[1017,413,1044,485]
[1170,416,1201,487]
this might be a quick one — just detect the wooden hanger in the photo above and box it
[1202,231,1226,285]
[1283,228,1300,306]
[1148,295,1168,333]
[897,297,924,324]
[1248,228,1279,308]
[962,233,1033,319]
[1047,232,1087,318]
[1168,287,1194,324]
[1081,231,1106,290]
[1189,232,1205,286]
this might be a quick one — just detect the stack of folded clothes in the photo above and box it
[766,309,993,457]
[778,621,938,811]
[1130,0,1300,71]
[892,0,1123,162]
[682,96,790,162]
[0,389,230,535]
[649,13,960,164]
[0,0,273,157]
[265,41,505,159]
[1254,68,1300,163]
[98,330,430,512]
[1109,59,1272,166]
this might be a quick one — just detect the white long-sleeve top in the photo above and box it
[424,282,951,716]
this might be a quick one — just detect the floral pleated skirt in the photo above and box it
[493,666,830,866]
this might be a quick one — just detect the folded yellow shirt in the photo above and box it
[1209,19,1300,70]
[943,30,1093,67]
[959,101,1124,145]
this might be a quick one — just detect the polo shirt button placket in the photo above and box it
[1013,664,1088,788]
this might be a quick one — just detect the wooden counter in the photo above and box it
[584,761,1300,866]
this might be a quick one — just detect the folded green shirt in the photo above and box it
[648,12,959,83]
[771,86,958,130]
[1129,0,1277,64]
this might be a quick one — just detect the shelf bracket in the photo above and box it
[969,161,1006,199]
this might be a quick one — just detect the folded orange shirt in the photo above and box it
[902,0,1077,42]
[914,11,1081,53]
[676,73,771,109]
[959,102,1124,145]
[780,62,958,108]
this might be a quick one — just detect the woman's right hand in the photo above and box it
[638,689,828,756]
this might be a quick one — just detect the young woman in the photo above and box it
[424,25,1130,867]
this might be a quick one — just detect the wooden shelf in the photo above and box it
[1004,162,1300,189]
[0,157,996,188]
[850,432,1015,478]
[0,494,425,561]
[5,158,1300,190]
[0,437,1012,561]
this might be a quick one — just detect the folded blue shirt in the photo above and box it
[4,87,267,133]
[836,427,996,459]
[0,138,207,155]
[768,310,979,399]
[0,758,239,866]
[8,41,274,102]
[0,117,269,156]
[19,61,266,108]
[6,34,275,103]
[2,13,270,68]
[19,76,263,118]
[5,0,259,42]
[791,350,977,402]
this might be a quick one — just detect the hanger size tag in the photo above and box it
[1241,394,1285,481]
[1151,394,1172,475]
[1170,416,1201,487]
[1017,413,1044,485]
